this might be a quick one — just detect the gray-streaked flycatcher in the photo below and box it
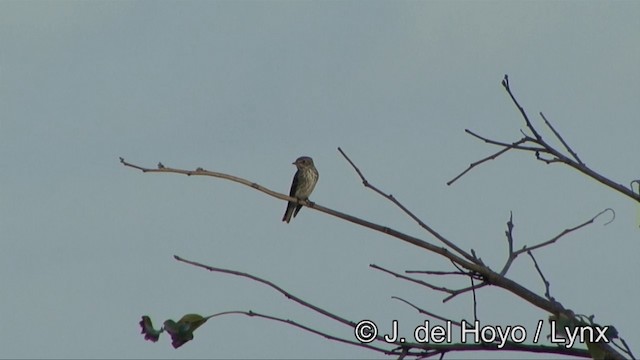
[282,156,319,223]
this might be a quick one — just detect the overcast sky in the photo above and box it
[1,1,638,359]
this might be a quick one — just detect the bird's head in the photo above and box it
[293,156,314,169]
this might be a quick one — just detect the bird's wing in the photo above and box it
[288,170,299,197]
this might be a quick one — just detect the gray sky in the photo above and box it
[1,1,638,358]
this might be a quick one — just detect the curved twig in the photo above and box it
[514,208,613,256]
[499,209,612,278]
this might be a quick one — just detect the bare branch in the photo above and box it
[502,74,542,141]
[173,258,593,359]
[499,209,612,277]
[447,130,546,185]
[442,283,489,303]
[391,297,462,327]
[174,255,357,329]
[400,269,490,304]
[121,158,477,268]
[447,138,527,186]
[534,151,562,164]
[124,158,625,360]
[514,208,614,256]
[527,251,554,302]
[238,310,399,355]
[460,76,640,203]
[338,148,479,265]
[405,270,467,276]
[416,339,591,358]
[470,277,478,322]
[499,212,516,276]
[371,264,456,295]
[539,112,584,165]
[464,129,540,151]
[190,310,404,355]
[120,157,296,204]
[616,338,636,360]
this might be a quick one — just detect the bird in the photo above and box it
[282,156,319,223]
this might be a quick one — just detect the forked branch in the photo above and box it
[174,255,593,358]
[338,147,479,265]
[448,75,640,203]
[122,148,627,359]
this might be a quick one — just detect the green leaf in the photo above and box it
[164,314,210,349]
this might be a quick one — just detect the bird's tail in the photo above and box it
[282,202,296,223]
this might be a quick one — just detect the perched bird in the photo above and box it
[282,156,319,223]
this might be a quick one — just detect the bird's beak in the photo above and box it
[292,161,296,165]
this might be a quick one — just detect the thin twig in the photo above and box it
[535,151,561,164]
[499,212,516,276]
[240,310,399,355]
[448,259,481,280]
[458,76,640,203]
[514,208,614,255]
[174,255,357,328]
[338,148,479,265]
[405,270,467,276]
[470,276,478,322]
[527,251,554,302]
[499,209,612,277]
[370,264,455,294]
[442,283,489,303]
[539,112,583,165]
[502,74,542,141]
[391,296,462,327]
[448,138,528,186]
[464,130,541,151]
[120,157,300,204]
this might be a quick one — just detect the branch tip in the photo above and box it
[598,208,616,226]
